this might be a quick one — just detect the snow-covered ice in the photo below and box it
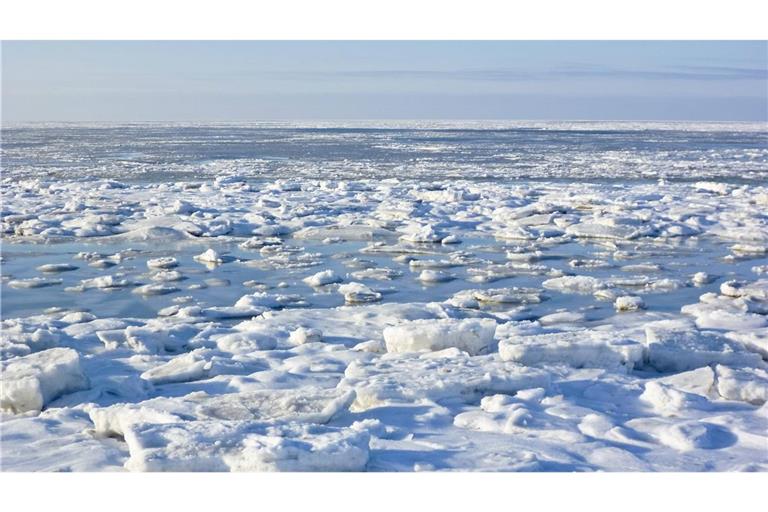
[1,348,88,413]
[2,122,768,472]
[383,318,497,355]
[123,420,370,472]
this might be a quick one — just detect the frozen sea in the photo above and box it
[1,121,767,472]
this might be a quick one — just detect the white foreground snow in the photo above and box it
[124,420,370,472]
[1,348,88,413]
[383,318,497,355]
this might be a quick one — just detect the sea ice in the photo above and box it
[1,348,88,413]
[123,420,370,472]
[615,296,645,312]
[498,328,644,370]
[714,365,768,405]
[146,257,178,269]
[8,277,62,289]
[132,283,180,296]
[416,269,454,283]
[303,270,342,287]
[89,387,357,437]
[36,263,78,273]
[643,322,764,372]
[193,248,223,264]
[338,282,382,304]
[288,327,323,345]
[542,275,606,294]
[383,318,497,355]
[340,352,550,411]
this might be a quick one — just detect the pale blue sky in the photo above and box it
[2,41,767,122]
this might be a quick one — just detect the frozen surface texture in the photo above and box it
[383,318,497,355]
[124,420,370,472]
[2,123,768,471]
[1,348,89,413]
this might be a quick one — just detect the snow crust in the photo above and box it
[124,420,370,472]
[1,348,88,413]
[383,318,497,355]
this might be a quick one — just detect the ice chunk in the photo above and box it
[146,257,178,269]
[542,275,606,294]
[351,339,386,353]
[124,325,195,354]
[303,270,342,287]
[0,407,127,471]
[416,269,453,283]
[132,283,179,296]
[140,350,213,385]
[59,311,96,324]
[694,181,729,195]
[731,244,767,256]
[230,292,304,311]
[338,282,382,304]
[538,311,586,326]
[724,329,768,358]
[72,275,133,291]
[681,292,768,330]
[193,388,356,425]
[288,327,323,345]
[90,387,357,438]
[566,222,647,240]
[640,381,704,417]
[448,287,543,307]
[499,329,644,370]
[36,263,78,273]
[494,225,538,241]
[383,318,497,355]
[150,270,185,282]
[1,348,88,413]
[124,420,370,472]
[350,267,401,281]
[614,295,645,312]
[715,365,768,405]
[692,272,713,286]
[441,235,460,245]
[657,366,716,397]
[239,236,282,249]
[193,248,223,264]
[294,224,392,241]
[720,280,748,298]
[215,330,278,353]
[89,401,182,437]
[1,324,60,359]
[399,224,443,243]
[339,352,550,411]
[722,279,768,301]
[643,323,763,372]
[8,277,62,289]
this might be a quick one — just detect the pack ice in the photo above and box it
[2,124,768,472]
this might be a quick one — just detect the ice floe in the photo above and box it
[1,348,88,413]
[123,420,370,471]
[383,318,497,355]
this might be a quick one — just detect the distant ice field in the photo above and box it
[2,121,767,182]
[1,123,767,472]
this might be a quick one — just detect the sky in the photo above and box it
[2,41,767,122]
